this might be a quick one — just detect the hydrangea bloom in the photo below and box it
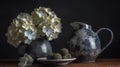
[6,7,62,47]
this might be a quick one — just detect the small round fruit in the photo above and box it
[60,48,69,56]
[47,53,54,59]
[67,54,72,58]
[62,55,68,59]
[53,53,62,59]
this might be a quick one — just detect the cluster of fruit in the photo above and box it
[47,48,72,59]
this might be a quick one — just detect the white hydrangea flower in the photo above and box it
[24,39,32,44]
[24,30,38,44]
[54,24,62,33]
[24,30,37,40]
[18,53,34,67]
[6,7,62,47]
[42,26,60,40]
[48,33,58,40]
[42,26,54,37]
[36,11,47,18]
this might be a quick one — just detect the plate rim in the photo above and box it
[37,57,76,62]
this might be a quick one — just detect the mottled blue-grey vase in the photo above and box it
[69,22,114,62]
[18,38,52,59]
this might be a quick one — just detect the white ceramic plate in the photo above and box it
[37,58,76,65]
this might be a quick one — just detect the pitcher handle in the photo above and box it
[96,28,114,52]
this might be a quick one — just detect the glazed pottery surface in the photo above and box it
[18,38,52,59]
[69,22,114,62]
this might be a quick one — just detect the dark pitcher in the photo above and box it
[69,22,114,62]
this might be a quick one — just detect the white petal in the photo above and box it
[42,26,53,37]
[24,39,31,44]
[24,30,32,37]
[42,26,47,33]
[24,31,29,37]
[31,32,37,40]
[36,11,47,17]
[28,35,33,40]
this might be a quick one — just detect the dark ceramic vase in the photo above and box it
[18,38,52,59]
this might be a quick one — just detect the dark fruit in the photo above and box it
[62,55,68,59]
[47,53,54,59]
[53,53,62,59]
[67,54,72,58]
[47,48,72,60]
[60,48,69,56]
[62,54,72,59]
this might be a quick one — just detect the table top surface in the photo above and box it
[0,59,120,67]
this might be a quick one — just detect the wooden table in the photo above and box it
[0,59,120,67]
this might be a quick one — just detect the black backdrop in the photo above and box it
[0,0,119,59]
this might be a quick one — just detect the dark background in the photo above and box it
[0,0,119,59]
